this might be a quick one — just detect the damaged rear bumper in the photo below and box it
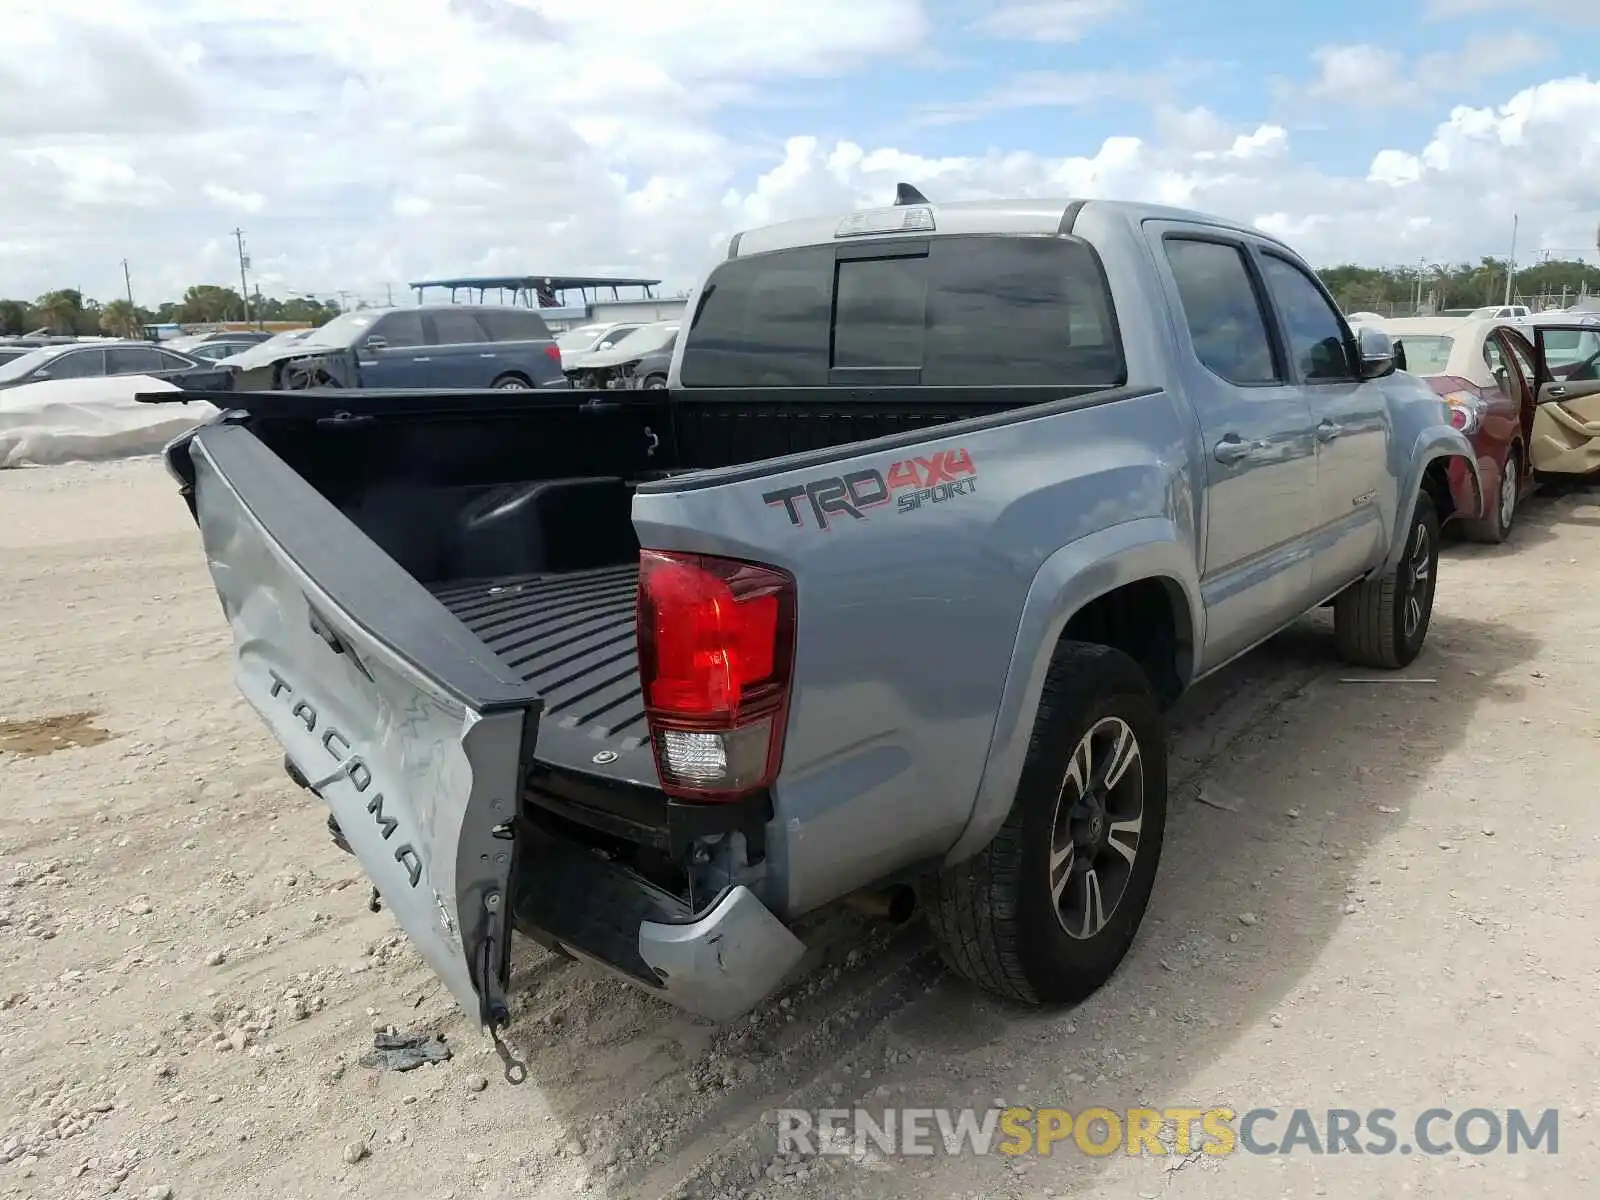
[509,826,805,1022]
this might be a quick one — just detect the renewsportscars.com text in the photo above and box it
[775,1106,1560,1158]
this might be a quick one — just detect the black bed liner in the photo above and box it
[429,564,647,749]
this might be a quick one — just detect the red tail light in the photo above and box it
[636,550,796,801]
[543,344,562,363]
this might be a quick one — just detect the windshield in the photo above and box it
[297,311,378,348]
[557,324,608,351]
[606,324,679,358]
[0,344,69,383]
[1396,335,1453,375]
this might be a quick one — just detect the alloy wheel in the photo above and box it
[1403,521,1432,640]
[1499,454,1518,530]
[1048,716,1144,940]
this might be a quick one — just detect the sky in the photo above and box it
[1,0,1597,308]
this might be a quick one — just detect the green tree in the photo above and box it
[178,285,246,324]
[32,289,84,333]
[99,299,144,338]
[0,299,28,335]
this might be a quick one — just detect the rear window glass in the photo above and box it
[1395,335,1453,375]
[680,235,1124,388]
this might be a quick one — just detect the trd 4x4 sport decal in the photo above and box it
[763,448,977,531]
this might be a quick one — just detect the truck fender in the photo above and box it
[942,517,1202,868]
[1384,426,1481,574]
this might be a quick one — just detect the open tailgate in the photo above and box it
[167,417,542,1029]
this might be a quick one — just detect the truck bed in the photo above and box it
[429,563,648,753]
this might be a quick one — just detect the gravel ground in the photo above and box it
[2,458,1596,1200]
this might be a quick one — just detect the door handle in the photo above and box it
[1316,420,1343,442]
[1214,436,1267,465]
[479,353,497,358]
[412,357,432,363]
[1546,385,1568,399]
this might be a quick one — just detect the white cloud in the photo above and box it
[202,184,265,212]
[1303,33,1551,110]
[974,0,1129,43]
[1424,0,1600,23]
[0,0,1598,311]
[915,64,1210,126]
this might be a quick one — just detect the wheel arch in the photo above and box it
[1389,428,1481,572]
[942,518,1201,867]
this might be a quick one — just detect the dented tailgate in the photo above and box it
[171,419,543,1029]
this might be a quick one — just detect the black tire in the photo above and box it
[643,374,668,390]
[491,373,532,390]
[926,642,1167,1005]
[1460,445,1519,545]
[1333,490,1440,668]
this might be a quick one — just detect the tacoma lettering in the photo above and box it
[266,668,422,888]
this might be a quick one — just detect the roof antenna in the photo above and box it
[894,182,930,206]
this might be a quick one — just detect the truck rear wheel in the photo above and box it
[1333,491,1439,669]
[926,642,1167,1005]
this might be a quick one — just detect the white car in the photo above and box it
[554,321,642,357]
[1466,304,1531,320]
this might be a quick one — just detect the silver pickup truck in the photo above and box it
[156,192,1482,1034]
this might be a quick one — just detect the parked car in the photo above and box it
[166,331,274,352]
[153,192,1478,1030]
[215,328,315,370]
[628,331,676,389]
[1516,313,1600,478]
[555,322,643,357]
[0,346,30,366]
[179,339,268,362]
[1468,304,1531,320]
[228,305,566,391]
[1375,316,1541,542]
[0,340,233,392]
[562,321,679,388]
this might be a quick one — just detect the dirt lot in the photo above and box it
[2,458,1597,1200]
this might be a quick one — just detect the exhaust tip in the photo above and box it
[845,884,917,925]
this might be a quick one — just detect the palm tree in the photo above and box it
[100,299,143,338]
[33,289,82,334]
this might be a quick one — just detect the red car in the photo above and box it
[1378,316,1540,543]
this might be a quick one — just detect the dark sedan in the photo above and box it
[628,332,676,389]
[0,340,234,392]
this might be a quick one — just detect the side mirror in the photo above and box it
[363,336,388,352]
[1355,325,1397,380]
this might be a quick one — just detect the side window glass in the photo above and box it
[44,351,105,379]
[373,311,426,348]
[1259,253,1354,382]
[430,310,487,345]
[1163,238,1280,385]
[1502,331,1537,389]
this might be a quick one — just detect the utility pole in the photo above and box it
[1503,213,1518,306]
[385,283,395,306]
[233,228,253,327]
[121,259,135,309]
